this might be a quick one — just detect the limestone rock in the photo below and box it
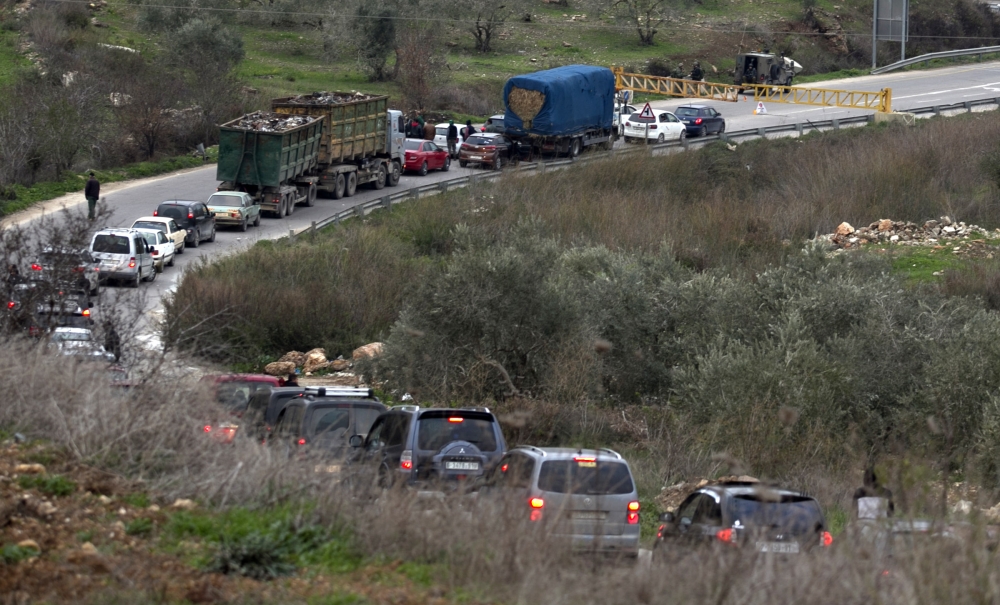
[16,539,39,553]
[302,348,329,373]
[14,463,45,475]
[835,222,854,236]
[330,358,351,372]
[877,219,892,232]
[170,498,197,511]
[264,361,296,377]
[277,350,305,367]
[352,342,384,360]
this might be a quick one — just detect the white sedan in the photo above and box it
[133,228,175,272]
[622,110,687,144]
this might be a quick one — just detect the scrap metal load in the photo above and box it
[229,111,318,132]
[503,65,616,157]
[271,91,391,165]
[280,91,381,105]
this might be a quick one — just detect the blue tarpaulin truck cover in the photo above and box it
[503,65,615,137]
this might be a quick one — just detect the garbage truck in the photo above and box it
[216,92,404,217]
[502,65,616,158]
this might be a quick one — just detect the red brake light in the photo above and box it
[128,258,136,268]
[203,425,212,432]
[501,463,508,472]
[82,309,90,317]
[649,124,657,129]
[297,438,306,446]
[627,512,639,525]
[30,264,41,271]
[716,528,735,542]
[822,531,833,547]
[529,497,544,509]
[153,210,158,216]
[6,301,13,309]
[187,212,194,219]
[483,146,496,151]
[574,456,596,463]
[628,501,640,512]
[447,417,464,423]
[401,449,413,470]
[657,524,665,538]
[695,117,703,125]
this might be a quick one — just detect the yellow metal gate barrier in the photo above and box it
[611,67,892,113]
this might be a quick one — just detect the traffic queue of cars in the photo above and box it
[198,374,845,560]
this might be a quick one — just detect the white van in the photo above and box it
[89,228,156,287]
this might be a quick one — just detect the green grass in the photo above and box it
[125,517,155,537]
[17,474,76,497]
[1,542,39,564]
[883,244,989,283]
[2,148,217,216]
[0,28,31,87]
[121,492,151,509]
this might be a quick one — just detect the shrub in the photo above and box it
[17,474,76,497]
[124,517,154,537]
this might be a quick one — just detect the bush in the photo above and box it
[17,474,76,497]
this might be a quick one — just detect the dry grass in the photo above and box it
[507,86,546,124]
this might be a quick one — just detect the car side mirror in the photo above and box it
[348,434,363,448]
[659,512,675,523]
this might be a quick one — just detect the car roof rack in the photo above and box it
[302,386,375,399]
[519,445,547,456]
[390,404,420,412]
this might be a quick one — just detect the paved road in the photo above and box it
[27,60,1000,337]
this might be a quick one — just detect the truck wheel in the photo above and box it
[345,172,357,197]
[373,165,386,190]
[285,194,295,216]
[305,183,316,207]
[388,161,401,186]
[332,174,346,199]
[570,138,582,157]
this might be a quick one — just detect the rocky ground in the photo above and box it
[821,216,1000,260]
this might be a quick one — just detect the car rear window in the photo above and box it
[92,235,130,254]
[208,194,242,207]
[464,136,495,146]
[308,407,351,437]
[628,112,655,122]
[157,206,185,221]
[416,413,498,452]
[132,221,166,233]
[404,140,422,151]
[727,495,825,533]
[435,126,448,136]
[537,460,634,495]
[676,107,699,117]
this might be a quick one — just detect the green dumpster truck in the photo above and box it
[216,93,404,217]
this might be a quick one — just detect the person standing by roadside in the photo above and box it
[423,119,435,141]
[463,119,474,141]
[85,172,100,221]
[446,120,459,158]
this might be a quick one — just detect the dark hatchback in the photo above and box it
[153,200,216,247]
[270,391,386,462]
[675,104,726,137]
[653,481,832,562]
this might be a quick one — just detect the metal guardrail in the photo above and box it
[871,45,1000,75]
[289,96,1000,239]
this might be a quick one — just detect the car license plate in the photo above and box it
[756,541,799,554]
[471,155,482,160]
[445,461,479,471]
[572,511,607,521]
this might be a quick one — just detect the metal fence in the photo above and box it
[871,45,1000,75]
[290,96,1000,239]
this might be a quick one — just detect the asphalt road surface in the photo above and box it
[19,60,1000,342]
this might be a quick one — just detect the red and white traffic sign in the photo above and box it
[637,103,655,119]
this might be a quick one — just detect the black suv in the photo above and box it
[270,387,386,459]
[354,405,507,489]
[153,200,216,247]
[653,481,832,562]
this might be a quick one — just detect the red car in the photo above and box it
[403,139,451,175]
[201,373,281,415]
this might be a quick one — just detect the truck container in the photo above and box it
[217,93,404,217]
[503,65,616,157]
[272,92,403,200]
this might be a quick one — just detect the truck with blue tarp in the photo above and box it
[502,65,616,157]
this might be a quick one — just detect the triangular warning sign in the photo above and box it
[638,103,655,119]
[754,102,767,115]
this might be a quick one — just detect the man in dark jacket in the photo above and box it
[690,61,704,81]
[463,119,474,141]
[446,120,459,158]
[84,172,99,220]
[853,466,895,519]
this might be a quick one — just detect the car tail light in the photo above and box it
[716,528,735,542]
[695,117,703,125]
[649,124,657,129]
[574,456,596,463]
[447,417,464,423]
[72,266,84,272]
[30,263,41,271]
[187,212,194,219]
[6,301,14,309]
[297,438,306,446]
[625,121,632,127]
[821,531,833,547]
[529,496,544,521]
[628,512,639,524]
[153,210,158,216]
[500,463,508,472]
[128,258,136,268]
[483,146,496,151]
[628,501,640,512]
[82,309,90,317]
[400,449,413,470]
[657,524,665,539]
[203,425,212,432]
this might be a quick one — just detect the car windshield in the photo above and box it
[416,414,498,452]
[216,381,269,411]
[139,233,157,245]
[404,140,422,151]
[537,460,634,495]
[676,107,700,117]
[628,112,655,122]
[208,194,242,207]
[132,221,166,233]
[465,136,495,146]
[92,234,130,254]
[727,495,824,534]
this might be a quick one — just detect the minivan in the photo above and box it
[153,200,216,247]
[89,228,156,287]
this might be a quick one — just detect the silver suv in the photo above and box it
[480,446,641,557]
[89,228,156,287]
